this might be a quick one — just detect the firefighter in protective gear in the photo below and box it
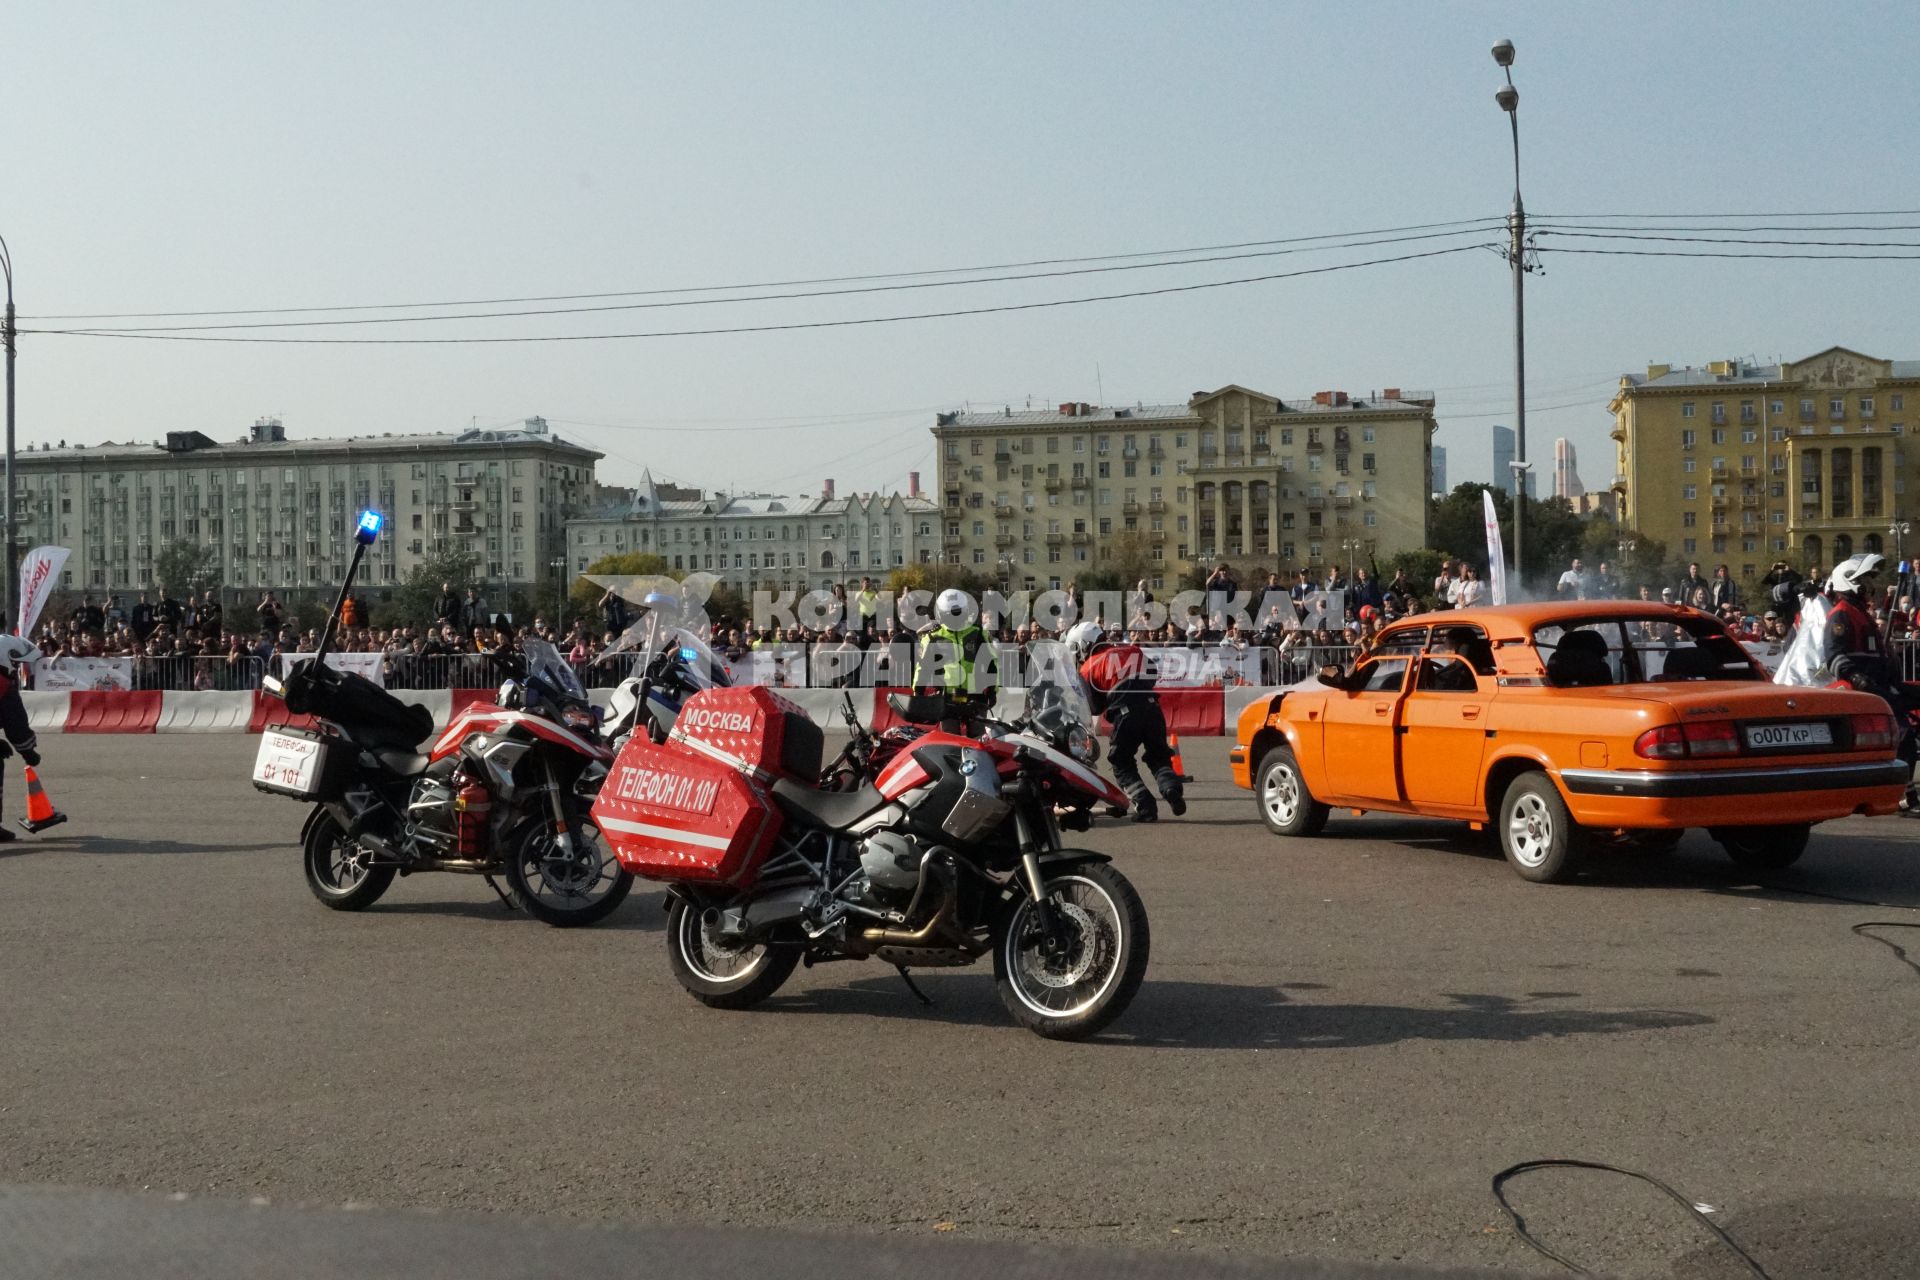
[913,588,993,728]
[1066,621,1185,822]
[1825,553,1886,657]
[0,632,49,841]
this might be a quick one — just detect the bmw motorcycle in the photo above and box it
[592,642,1149,1039]
[600,610,732,746]
[253,513,632,926]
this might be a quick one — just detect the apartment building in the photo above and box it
[565,471,941,594]
[14,416,600,594]
[931,384,1436,587]
[1610,347,1920,582]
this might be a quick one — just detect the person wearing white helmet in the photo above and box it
[1067,621,1185,822]
[911,587,992,725]
[1825,553,1886,659]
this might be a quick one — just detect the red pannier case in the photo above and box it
[591,686,823,886]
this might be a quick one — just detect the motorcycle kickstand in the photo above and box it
[894,965,934,1008]
[484,875,518,911]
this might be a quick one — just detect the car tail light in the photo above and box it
[1682,720,1741,757]
[1634,720,1741,759]
[1634,724,1688,759]
[1851,711,1898,750]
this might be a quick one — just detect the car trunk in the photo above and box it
[1588,683,1892,767]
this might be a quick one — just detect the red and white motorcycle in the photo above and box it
[592,643,1149,1039]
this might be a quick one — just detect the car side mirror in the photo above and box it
[1316,664,1348,690]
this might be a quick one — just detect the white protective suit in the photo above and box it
[1773,593,1832,686]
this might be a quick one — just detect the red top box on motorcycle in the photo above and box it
[592,686,823,885]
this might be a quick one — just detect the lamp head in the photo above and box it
[1491,39,1515,67]
[354,509,383,545]
[1495,85,1519,113]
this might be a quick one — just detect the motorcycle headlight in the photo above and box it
[1067,725,1098,765]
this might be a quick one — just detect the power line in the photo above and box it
[1534,221,1920,233]
[1439,396,1610,422]
[35,227,1505,333]
[1538,230,1920,248]
[1532,207,1920,219]
[21,243,1494,345]
[23,216,1505,322]
[1534,246,1920,261]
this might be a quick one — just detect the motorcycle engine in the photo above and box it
[404,775,458,858]
[853,832,924,908]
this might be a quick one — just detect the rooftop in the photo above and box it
[935,385,1437,430]
[15,417,602,463]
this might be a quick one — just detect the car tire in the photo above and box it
[1711,823,1810,871]
[1498,772,1585,884]
[1256,745,1328,837]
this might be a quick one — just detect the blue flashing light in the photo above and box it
[679,647,699,662]
[355,510,383,544]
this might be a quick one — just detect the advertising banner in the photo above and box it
[17,546,70,637]
[32,656,133,691]
[280,652,386,687]
[1482,490,1509,606]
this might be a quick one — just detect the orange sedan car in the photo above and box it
[1229,601,1906,882]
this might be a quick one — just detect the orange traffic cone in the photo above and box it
[1169,733,1193,783]
[21,766,66,834]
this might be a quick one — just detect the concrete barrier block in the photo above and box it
[157,691,255,733]
[23,692,69,733]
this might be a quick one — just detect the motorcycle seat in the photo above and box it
[375,750,431,778]
[770,776,887,831]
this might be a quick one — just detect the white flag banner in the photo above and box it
[32,656,133,691]
[17,546,70,638]
[280,652,386,687]
[1482,490,1509,606]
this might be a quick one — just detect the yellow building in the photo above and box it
[1610,348,1920,587]
[931,385,1435,589]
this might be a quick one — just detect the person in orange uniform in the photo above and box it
[1066,621,1184,822]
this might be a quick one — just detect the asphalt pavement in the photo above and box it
[2,736,1918,1278]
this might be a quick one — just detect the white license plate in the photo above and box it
[1743,722,1832,750]
[253,732,321,793]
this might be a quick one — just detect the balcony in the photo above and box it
[1710,463,1729,478]
[1044,476,1063,492]
[1122,447,1139,459]
[1148,442,1165,457]
[1740,494,1762,508]
[1070,530,1092,544]
[1045,532,1065,545]
[994,503,1014,517]
[942,534,963,549]
[1305,496,1326,510]
[1148,499,1167,513]
[1070,475,1091,489]
[994,532,1016,548]
[1122,501,1141,515]
[1333,495,1354,508]
[1304,438,1325,451]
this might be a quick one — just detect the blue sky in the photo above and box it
[8,0,1916,501]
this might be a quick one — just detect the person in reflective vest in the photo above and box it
[1067,621,1184,822]
[854,576,884,636]
[913,589,993,727]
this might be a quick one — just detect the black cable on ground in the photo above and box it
[1850,923,1920,977]
[1490,1159,1773,1277]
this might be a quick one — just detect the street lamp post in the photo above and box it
[0,234,15,629]
[549,557,567,626]
[1492,39,1528,591]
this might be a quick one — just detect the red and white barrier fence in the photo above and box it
[20,684,1276,737]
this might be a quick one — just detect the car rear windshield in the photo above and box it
[1533,615,1762,687]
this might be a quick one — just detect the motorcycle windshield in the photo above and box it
[653,625,731,690]
[1023,640,1097,742]
[523,639,587,701]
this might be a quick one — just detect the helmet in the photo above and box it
[1828,553,1886,595]
[1358,605,1378,621]
[1065,620,1104,660]
[934,588,973,627]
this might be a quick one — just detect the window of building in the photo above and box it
[1683,537,1698,554]
[1683,458,1697,473]
[1683,511,1697,527]
[1681,429,1696,448]
[1683,484,1697,499]
[1711,428,1726,444]
[1681,403,1696,418]
[1741,428,1757,443]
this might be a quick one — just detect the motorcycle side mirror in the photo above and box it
[1316,664,1349,690]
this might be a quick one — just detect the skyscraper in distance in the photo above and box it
[1491,425,1515,495]
[1431,444,1448,497]
[1553,437,1584,500]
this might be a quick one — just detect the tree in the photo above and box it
[1382,548,1446,592]
[387,545,481,628]
[1426,483,1588,595]
[156,540,223,600]
[886,563,992,598]
[567,552,672,618]
[1079,531,1154,594]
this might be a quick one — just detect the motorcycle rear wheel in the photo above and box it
[666,899,799,1009]
[503,815,634,928]
[993,862,1149,1040]
[303,811,396,911]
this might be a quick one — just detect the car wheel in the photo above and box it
[1256,745,1328,837]
[1711,824,1810,871]
[1499,772,1585,884]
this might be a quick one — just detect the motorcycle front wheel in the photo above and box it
[503,815,634,928]
[665,899,798,1010]
[303,810,396,911]
[993,862,1149,1040]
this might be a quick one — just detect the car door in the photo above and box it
[1399,654,1490,808]
[1319,655,1409,804]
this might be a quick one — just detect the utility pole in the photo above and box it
[0,234,15,629]
[1492,40,1528,591]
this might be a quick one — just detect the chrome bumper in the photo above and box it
[1559,760,1909,799]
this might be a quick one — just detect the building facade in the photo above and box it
[932,384,1436,587]
[565,471,941,595]
[1553,437,1584,500]
[14,417,599,596]
[1610,347,1920,585]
